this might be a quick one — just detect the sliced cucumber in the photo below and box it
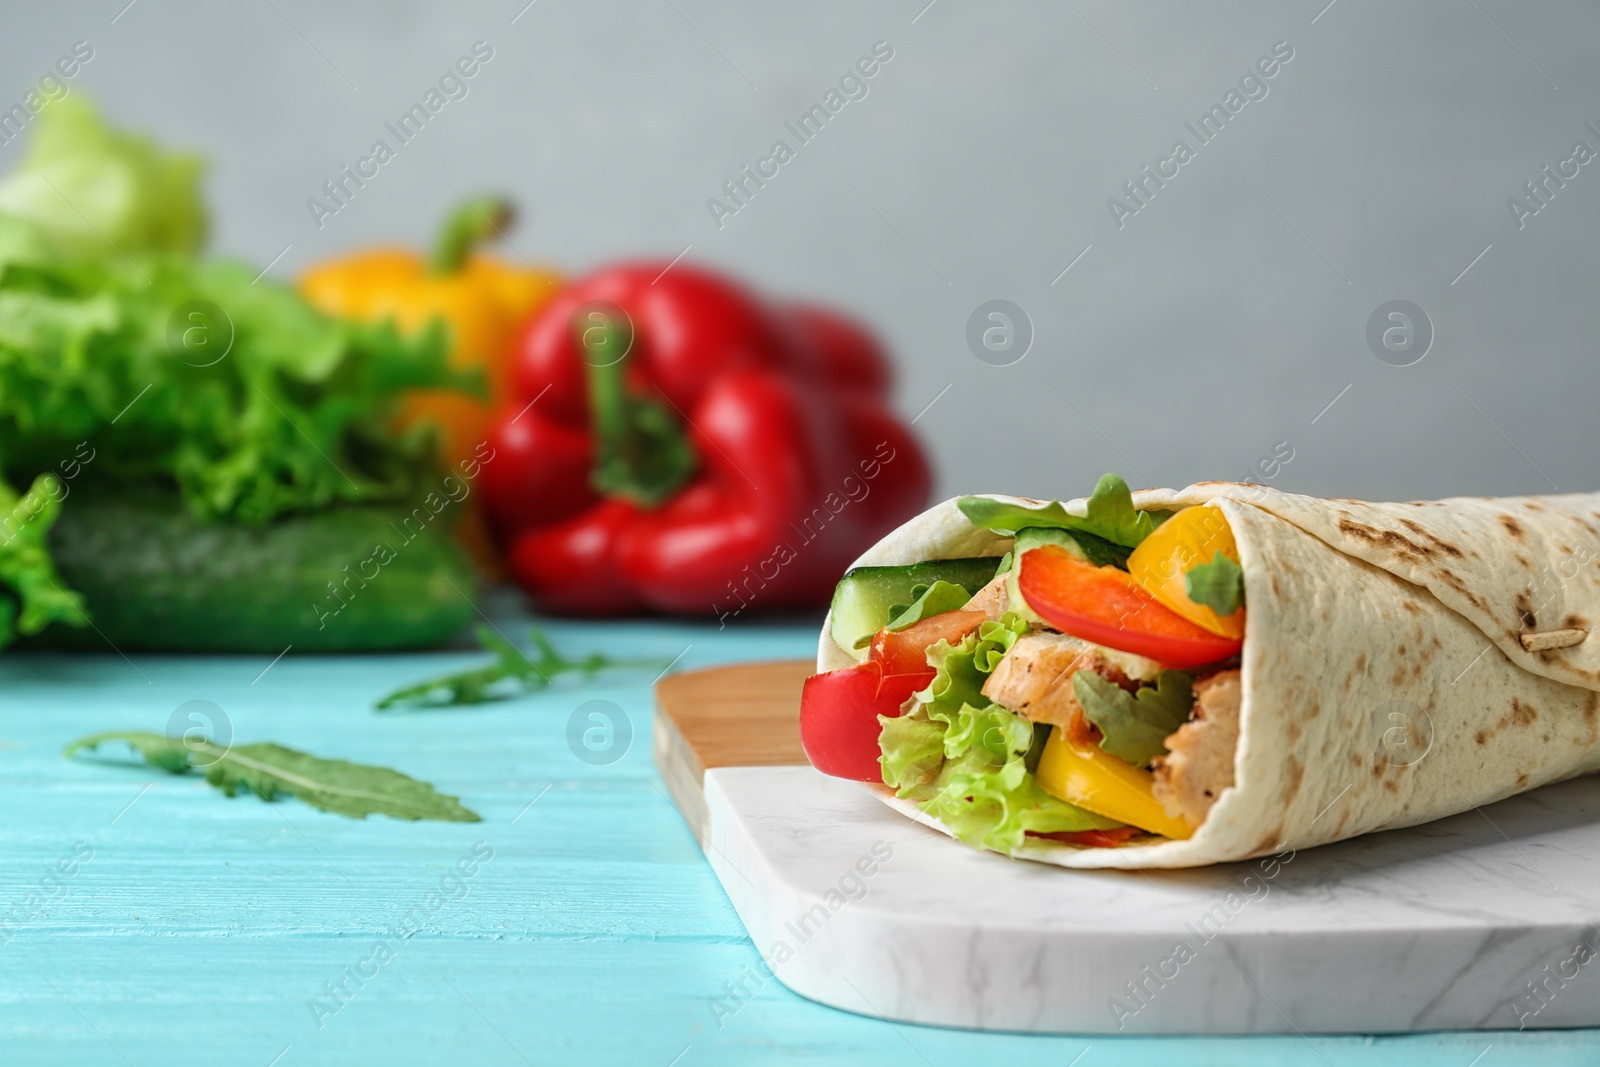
[829,556,1006,660]
[1014,526,1086,561]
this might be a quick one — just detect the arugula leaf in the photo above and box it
[64,732,480,822]
[1072,670,1195,767]
[885,580,972,632]
[376,625,665,709]
[1023,720,1051,774]
[958,473,1159,548]
[1186,551,1245,616]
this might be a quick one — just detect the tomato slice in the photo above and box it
[1029,827,1142,848]
[867,609,987,676]
[800,663,930,781]
[805,609,989,782]
[1016,545,1242,669]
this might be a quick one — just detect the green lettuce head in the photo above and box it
[0,96,206,259]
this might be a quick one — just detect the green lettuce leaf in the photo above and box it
[0,256,470,525]
[885,580,972,632]
[971,611,1028,672]
[937,699,1032,763]
[0,97,205,258]
[1073,669,1195,767]
[879,710,947,792]
[879,613,1120,852]
[0,473,85,643]
[1080,473,1162,547]
[1186,551,1245,616]
[883,702,1123,851]
[918,632,990,714]
[919,742,1121,850]
[958,473,1161,548]
[916,613,1027,714]
[0,215,57,271]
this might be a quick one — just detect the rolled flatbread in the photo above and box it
[817,482,1600,869]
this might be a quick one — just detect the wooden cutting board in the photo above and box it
[652,660,811,848]
[654,661,1600,1035]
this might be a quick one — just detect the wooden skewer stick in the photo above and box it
[1519,628,1588,652]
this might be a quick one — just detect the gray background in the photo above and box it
[5,0,1597,504]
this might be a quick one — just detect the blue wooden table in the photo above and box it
[3,597,1596,1066]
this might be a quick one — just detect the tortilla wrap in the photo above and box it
[817,482,1600,869]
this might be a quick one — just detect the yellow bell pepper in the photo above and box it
[301,196,559,466]
[1125,505,1245,639]
[1035,727,1192,839]
[300,197,560,568]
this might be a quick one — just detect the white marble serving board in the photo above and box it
[701,764,1600,1034]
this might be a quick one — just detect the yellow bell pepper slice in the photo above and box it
[1034,727,1192,839]
[1126,505,1245,639]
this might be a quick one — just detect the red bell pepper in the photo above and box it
[479,261,932,616]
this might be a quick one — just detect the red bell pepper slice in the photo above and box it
[1016,545,1243,669]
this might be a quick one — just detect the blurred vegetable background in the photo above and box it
[300,195,561,569]
[0,99,477,650]
[0,94,933,651]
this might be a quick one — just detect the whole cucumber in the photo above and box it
[27,493,477,653]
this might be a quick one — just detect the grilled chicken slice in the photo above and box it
[980,631,1140,732]
[961,573,1010,620]
[1152,669,1241,825]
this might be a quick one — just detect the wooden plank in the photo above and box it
[653,660,812,846]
